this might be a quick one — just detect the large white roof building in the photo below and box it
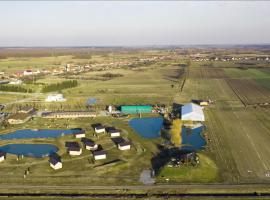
[181,103,205,121]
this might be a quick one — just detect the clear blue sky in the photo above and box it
[0,1,270,46]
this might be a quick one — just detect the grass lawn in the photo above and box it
[157,153,219,183]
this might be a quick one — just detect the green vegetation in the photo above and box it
[42,80,78,93]
[170,119,182,146]
[157,153,219,183]
[0,85,32,93]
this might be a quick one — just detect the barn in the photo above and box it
[181,103,205,121]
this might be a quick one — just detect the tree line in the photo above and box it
[0,85,32,93]
[42,80,78,93]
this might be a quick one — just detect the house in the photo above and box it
[181,103,205,121]
[93,124,106,134]
[106,127,121,138]
[74,130,86,138]
[93,150,107,160]
[65,142,82,156]
[49,154,62,170]
[118,141,131,151]
[0,151,6,162]
[81,138,98,151]
[45,94,66,102]
[111,137,131,151]
[41,111,96,119]
[8,113,32,124]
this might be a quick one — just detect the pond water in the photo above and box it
[129,117,164,138]
[181,125,206,151]
[0,129,81,140]
[0,144,58,158]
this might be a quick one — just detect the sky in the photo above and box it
[0,1,270,47]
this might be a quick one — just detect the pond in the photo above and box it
[181,125,206,151]
[0,129,81,140]
[129,117,164,139]
[0,144,58,158]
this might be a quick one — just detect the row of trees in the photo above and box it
[0,85,32,93]
[42,80,78,93]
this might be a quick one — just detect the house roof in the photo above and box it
[65,142,80,148]
[95,125,105,130]
[118,141,131,147]
[181,103,205,121]
[68,146,81,152]
[49,154,61,165]
[93,150,106,156]
[0,151,6,157]
[81,138,96,146]
[106,128,120,134]
[111,137,125,144]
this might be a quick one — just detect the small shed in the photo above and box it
[106,127,121,138]
[118,141,131,151]
[94,125,106,134]
[75,130,86,139]
[0,151,6,162]
[49,154,62,170]
[93,150,107,160]
[81,138,98,151]
[65,142,82,156]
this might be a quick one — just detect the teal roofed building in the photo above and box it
[120,105,152,114]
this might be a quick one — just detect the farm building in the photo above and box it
[93,150,107,160]
[120,105,152,114]
[181,103,205,121]
[49,154,62,170]
[0,151,6,162]
[81,138,98,151]
[106,127,121,137]
[45,94,66,102]
[42,111,96,119]
[65,142,82,156]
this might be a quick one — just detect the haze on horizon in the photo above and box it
[0,1,270,47]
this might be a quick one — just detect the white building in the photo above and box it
[118,142,131,151]
[68,147,82,156]
[107,129,121,138]
[81,138,98,151]
[49,155,62,170]
[23,70,33,76]
[181,103,205,121]
[75,131,86,139]
[45,94,66,102]
[0,152,6,162]
[94,126,106,134]
[93,150,107,160]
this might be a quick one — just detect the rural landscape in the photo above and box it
[0,46,269,199]
[1,1,270,199]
